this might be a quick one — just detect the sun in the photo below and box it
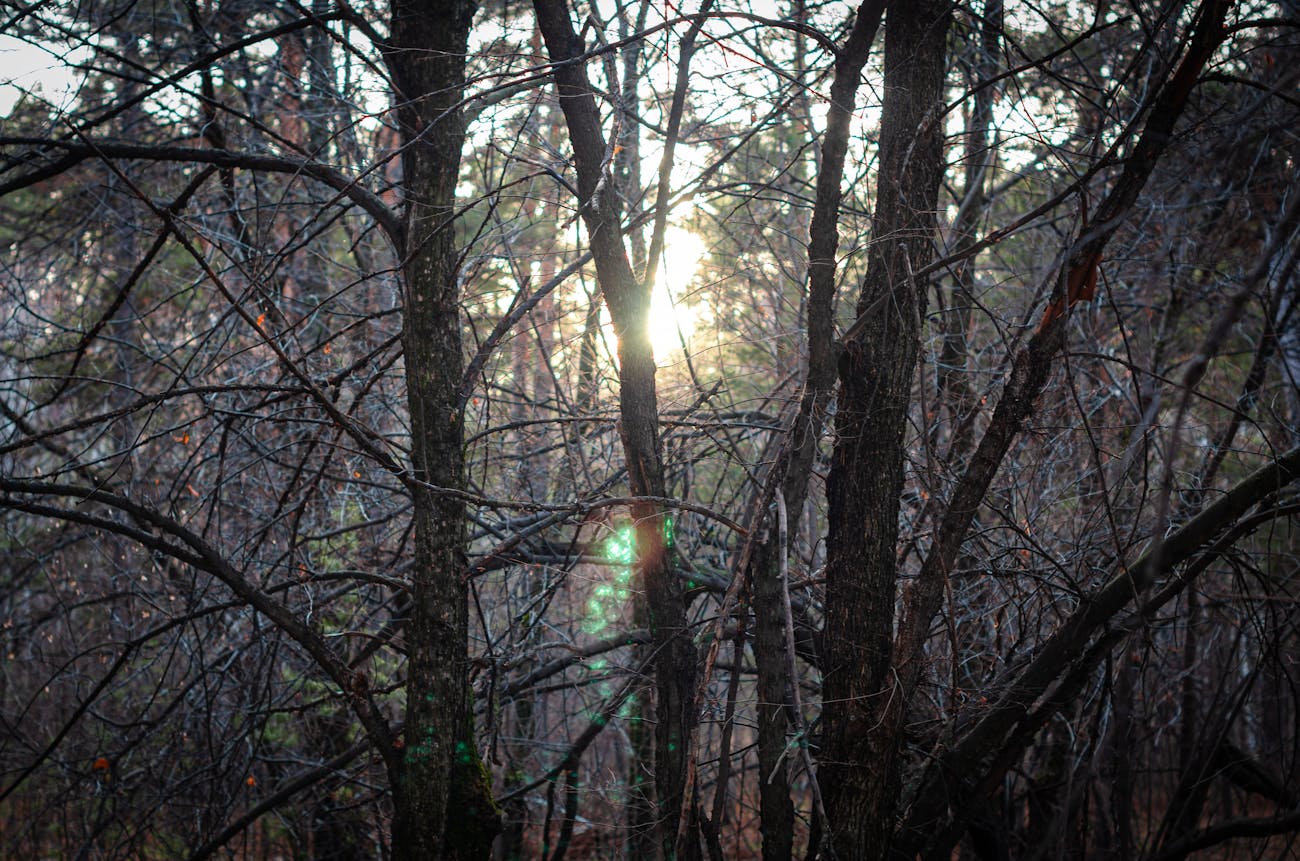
[649,226,707,361]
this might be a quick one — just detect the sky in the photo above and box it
[0,34,87,117]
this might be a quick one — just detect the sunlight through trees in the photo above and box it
[2,1,1299,858]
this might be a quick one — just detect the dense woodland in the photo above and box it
[1,0,1299,858]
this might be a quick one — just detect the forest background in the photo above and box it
[2,0,1300,859]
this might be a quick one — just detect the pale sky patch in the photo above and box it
[0,35,88,117]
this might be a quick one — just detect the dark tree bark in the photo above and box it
[385,1,500,858]
[748,3,885,859]
[818,4,953,858]
[5,2,1299,858]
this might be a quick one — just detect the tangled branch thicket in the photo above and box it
[1,1,1299,859]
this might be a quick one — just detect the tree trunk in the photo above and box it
[530,1,699,855]
[386,1,500,858]
[819,4,953,858]
[750,3,885,858]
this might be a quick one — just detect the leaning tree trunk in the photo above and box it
[818,4,953,859]
[386,1,500,858]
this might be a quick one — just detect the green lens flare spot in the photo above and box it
[604,526,636,566]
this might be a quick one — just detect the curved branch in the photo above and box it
[496,665,646,805]
[500,629,651,701]
[904,445,1300,856]
[1147,806,1300,861]
[0,137,403,250]
[892,0,1235,691]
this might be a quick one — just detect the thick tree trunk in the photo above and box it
[819,4,953,859]
[750,4,885,859]
[385,1,500,858]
